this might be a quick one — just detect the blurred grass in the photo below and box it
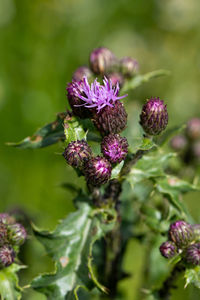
[0,0,200,299]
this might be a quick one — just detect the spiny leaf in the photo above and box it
[7,112,67,149]
[121,69,170,93]
[31,202,116,300]
[0,264,25,300]
[127,152,175,186]
[184,266,200,289]
[156,176,198,219]
[111,161,124,180]
[64,116,87,145]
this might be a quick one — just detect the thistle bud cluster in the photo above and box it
[0,213,27,268]
[66,47,140,136]
[170,117,200,165]
[159,220,200,267]
[63,134,128,187]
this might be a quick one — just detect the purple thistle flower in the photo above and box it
[75,76,128,113]
[101,134,128,164]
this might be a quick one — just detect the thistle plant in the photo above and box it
[8,47,200,300]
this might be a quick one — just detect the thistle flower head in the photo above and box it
[185,243,200,266]
[108,73,124,87]
[101,134,128,164]
[140,97,168,136]
[0,245,15,268]
[76,76,127,113]
[168,220,194,248]
[84,156,112,186]
[159,241,177,259]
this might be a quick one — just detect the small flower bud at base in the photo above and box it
[168,220,194,248]
[101,134,128,164]
[90,47,116,75]
[140,97,168,136]
[8,223,27,246]
[159,241,177,258]
[63,140,92,168]
[84,156,112,186]
[185,243,200,266]
[0,245,15,268]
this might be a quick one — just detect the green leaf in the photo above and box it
[111,161,124,180]
[0,264,24,300]
[31,202,116,300]
[156,176,198,218]
[127,152,174,186]
[64,116,87,145]
[184,266,200,289]
[7,112,67,149]
[138,138,156,151]
[121,69,170,93]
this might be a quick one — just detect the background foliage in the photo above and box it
[0,0,200,299]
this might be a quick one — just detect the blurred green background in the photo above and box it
[0,0,200,299]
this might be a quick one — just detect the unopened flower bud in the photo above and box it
[72,66,93,82]
[8,223,27,246]
[185,243,200,266]
[168,220,194,248]
[90,47,116,75]
[120,57,139,77]
[140,97,168,136]
[0,245,15,268]
[66,81,92,119]
[170,135,188,152]
[84,156,112,186]
[101,134,128,164]
[93,100,127,136]
[0,222,8,246]
[108,73,124,87]
[186,118,200,140]
[63,140,92,168]
[159,241,177,258]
